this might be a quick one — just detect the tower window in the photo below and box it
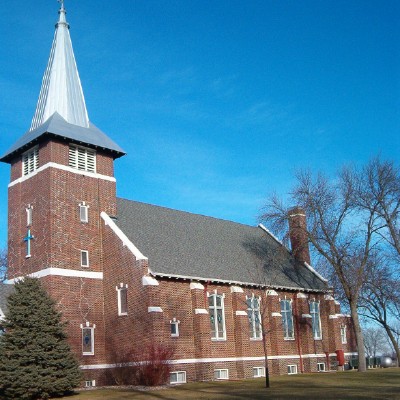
[69,144,96,173]
[22,146,39,176]
[116,284,128,315]
[81,250,89,267]
[79,202,89,223]
[170,318,180,337]
[26,205,33,227]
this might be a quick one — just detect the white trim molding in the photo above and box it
[101,212,147,261]
[230,286,244,293]
[9,162,116,188]
[7,268,103,282]
[190,282,204,290]
[297,292,308,299]
[142,276,159,286]
[271,312,282,317]
[195,308,208,315]
[266,290,278,296]
[235,310,248,316]
[302,314,312,318]
[148,307,163,313]
[80,352,350,370]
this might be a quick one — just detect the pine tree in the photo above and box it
[0,277,82,399]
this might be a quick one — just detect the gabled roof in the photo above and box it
[0,113,125,162]
[31,2,89,130]
[115,198,329,292]
[0,284,14,320]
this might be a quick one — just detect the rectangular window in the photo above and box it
[280,299,294,340]
[247,295,262,340]
[214,369,229,380]
[170,371,186,384]
[340,326,347,344]
[253,366,265,378]
[117,285,128,315]
[208,293,226,340]
[317,362,326,372]
[81,250,89,267]
[170,318,180,337]
[79,203,89,223]
[22,146,39,176]
[69,144,96,173]
[82,327,94,355]
[84,380,96,387]
[288,365,298,375]
[310,301,322,339]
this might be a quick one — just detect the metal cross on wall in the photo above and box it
[24,229,34,258]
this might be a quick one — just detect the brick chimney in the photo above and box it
[288,206,311,265]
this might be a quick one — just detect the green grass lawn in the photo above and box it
[63,369,400,400]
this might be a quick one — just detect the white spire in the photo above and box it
[30,1,89,131]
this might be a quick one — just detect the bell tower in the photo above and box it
[0,1,125,367]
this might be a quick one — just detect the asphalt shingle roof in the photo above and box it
[115,198,328,292]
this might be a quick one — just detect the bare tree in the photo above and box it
[355,158,400,263]
[260,168,382,372]
[359,261,400,365]
[0,247,7,283]
[363,326,391,359]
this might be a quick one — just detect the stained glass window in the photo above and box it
[247,295,262,339]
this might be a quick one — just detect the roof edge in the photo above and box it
[148,268,330,294]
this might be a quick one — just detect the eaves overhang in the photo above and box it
[148,268,331,294]
[1,112,126,163]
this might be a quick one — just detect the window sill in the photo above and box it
[118,313,128,317]
[284,337,296,341]
[250,338,263,341]
[211,338,227,342]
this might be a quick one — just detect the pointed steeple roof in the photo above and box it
[1,2,125,162]
[31,1,89,130]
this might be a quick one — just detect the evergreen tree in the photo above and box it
[0,277,82,399]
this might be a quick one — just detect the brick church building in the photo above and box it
[0,2,357,386]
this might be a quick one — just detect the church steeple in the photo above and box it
[30,0,89,130]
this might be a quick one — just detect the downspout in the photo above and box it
[293,292,304,373]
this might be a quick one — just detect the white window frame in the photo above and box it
[170,371,186,384]
[340,325,347,344]
[79,202,89,223]
[280,299,295,340]
[208,292,226,340]
[22,146,39,176]
[116,283,128,316]
[247,294,262,340]
[84,380,96,387]
[170,317,180,337]
[317,362,326,372]
[81,250,89,267]
[80,322,95,356]
[214,369,229,380]
[253,366,266,378]
[288,364,298,375]
[69,144,96,173]
[26,205,33,227]
[310,300,322,340]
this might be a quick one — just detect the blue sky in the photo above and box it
[0,0,399,247]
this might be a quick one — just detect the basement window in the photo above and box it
[288,365,298,375]
[170,371,186,384]
[253,366,265,378]
[317,363,326,372]
[214,369,229,380]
